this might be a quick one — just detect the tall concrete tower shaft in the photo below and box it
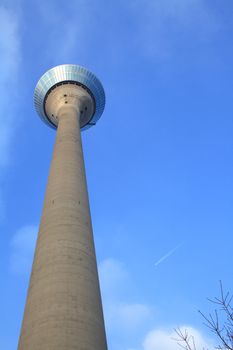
[18,65,107,350]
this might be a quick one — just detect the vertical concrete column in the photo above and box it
[18,107,107,350]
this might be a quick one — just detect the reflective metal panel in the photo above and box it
[34,64,105,131]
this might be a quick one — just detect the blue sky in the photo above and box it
[0,0,233,349]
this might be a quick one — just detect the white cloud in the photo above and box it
[10,225,38,275]
[142,326,213,350]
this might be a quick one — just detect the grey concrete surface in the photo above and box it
[18,86,108,350]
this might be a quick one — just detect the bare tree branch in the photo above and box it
[173,328,198,350]
[174,282,233,350]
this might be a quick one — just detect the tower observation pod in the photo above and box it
[18,65,107,350]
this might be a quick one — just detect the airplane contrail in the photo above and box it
[155,244,182,267]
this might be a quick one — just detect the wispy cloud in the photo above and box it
[98,258,213,350]
[105,302,151,332]
[0,5,21,167]
[34,0,95,64]
[99,258,129,298]
[130,0,219,62]
[98,258,152,342]
[10,225,38,275]
[98,255,215,350]
[0,5,21,221]
[155,243,182,268]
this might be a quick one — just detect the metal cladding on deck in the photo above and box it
[34,64,105,131]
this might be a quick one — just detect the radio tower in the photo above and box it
[18,64,107,350]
